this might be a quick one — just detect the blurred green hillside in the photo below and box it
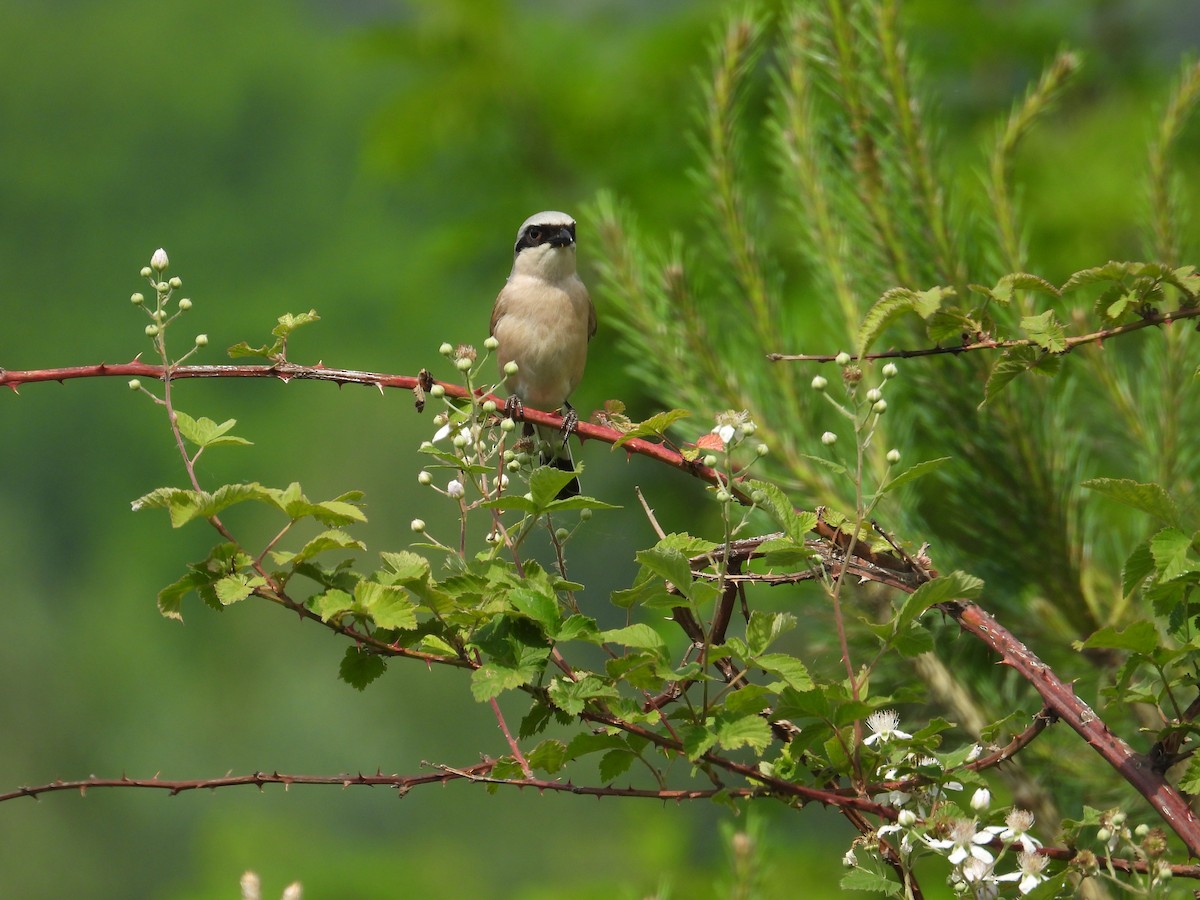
[1,1,1197,897]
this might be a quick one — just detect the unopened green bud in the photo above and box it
[417,471,433,485]
[150,248,169,271]
[554,527,569,542]
[177,297,192,311]
[703,454,717,468]
[506,460,521,472]
[152,309,166,321]
[500,418,516,432]
[866,388,882,403]
[715,489,732,504]
[579,509,592,521]
[130,292,145,305]
[1096,827,1111,844]
[439,342,454,356]
[750,490,766,505]
[145,324,159,336]
[156,282,169,293]
[886,448,900,464]
[482,399,497,414]
[410,519,426,533]
[872,400,887,414]
[168,276,182,289]
[430,384,445,398]
[811,375,827,391]
[484,335,499,351]
[503,361,519,376]
[128,379,142,390]
[455,356,473,372]
[755,443,768,457]
[140,266,153,278]
[741,421,757,436]
[882,362,898,379]
[821,431,837,446]
[194,334,208,347]
[835,351,851,366]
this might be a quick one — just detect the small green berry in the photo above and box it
[506,460,521,472]
[554,527,569,542]
[500,418,516,432]
[750,490,766,505]
[579,509,592,522]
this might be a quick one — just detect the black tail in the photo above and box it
[548,452,580,499]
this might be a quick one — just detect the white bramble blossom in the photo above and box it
[925,818,994,866]
[863,709,912,746]
[994,809,1042,854]
[994,851,1049,895]
[711,410,754,447]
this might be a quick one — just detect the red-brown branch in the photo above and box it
[767,305,1200,362]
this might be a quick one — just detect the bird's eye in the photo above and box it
[527,227,543,242]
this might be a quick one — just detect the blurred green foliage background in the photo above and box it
[1,1,1197,896]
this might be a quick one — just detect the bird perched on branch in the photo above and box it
[490,210,596,498]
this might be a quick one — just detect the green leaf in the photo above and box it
[600,623,667,654]
[214,574,263,606]
[156,570,215,621]
[993,272,1061,303]
[339,646,385,691]
[508,586,560,633]
[754,653,813,691]
[554,614,599,643]
[857,287,950,355]
[636,544,694,600]
[681,723,717,761]
[716,714,772,751]
[272,309,320,339]
[1020,309,1066,352]
[355,581,418,630]
[745,479,816,544]
[798,452,850,479]
[745,611,797,656]
[381,551,431,581]
[314,500,367,526]
[310,588,354,622]
[471,660,541,702]
[529,465,580,508]
[173,411,252,450]
[283,529,364,565]
[1075,620,1159,655]
[547,674,618,715]
[544,495,622,513]
[528,739,568,775]
[1179,753,1200,794]
[895,571,983,634]
[612,409,691,448]
[1122,540,1155,596]
[841,867,903,897]
[1150,527,1198,582]
[879,457,951,495]
[982,345,1046,405]
[598,748,636,782]
[1083,478,1180,526]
